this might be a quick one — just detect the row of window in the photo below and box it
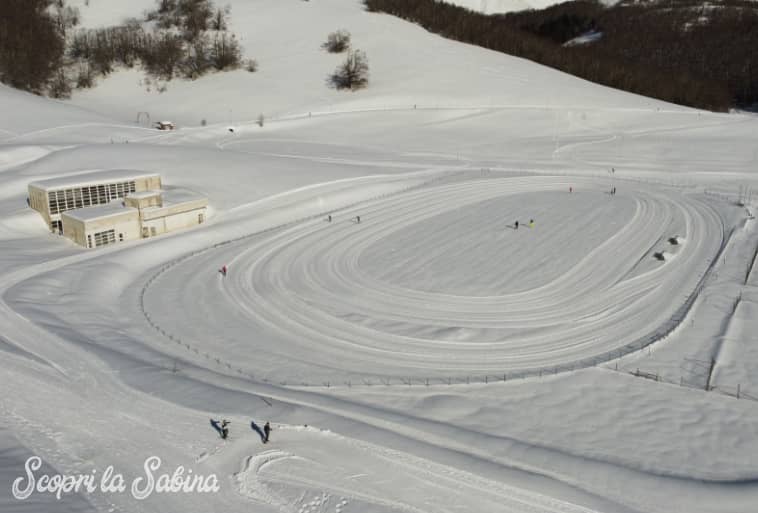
[89,229,116,248]
[47,181,137,215]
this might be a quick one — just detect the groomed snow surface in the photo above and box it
[2,1,758,513]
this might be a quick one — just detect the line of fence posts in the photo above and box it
[139,171,756,398]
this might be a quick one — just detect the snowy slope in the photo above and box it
[1,0,758,513]
[443,0,570,14]
[444,0,621,13]
[64,0,678,126]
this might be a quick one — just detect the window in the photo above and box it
[118,233,124,242]
[150,227,157,236]
[93,229,116,247]
[87,234,92,248]
[51,220,62,233]
[48,192,57,214]
[142,227,149,238]
[74,188,83,208]
[128,181,136,193]
[198,213,204,224]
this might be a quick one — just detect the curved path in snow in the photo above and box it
[236,425,603,513]
[142,175,723,382]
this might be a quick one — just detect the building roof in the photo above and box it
[61,202,137,222]
[161,188,206,205]
[29,170,160,192]
[127,190,163,200]
[140,188,207,219]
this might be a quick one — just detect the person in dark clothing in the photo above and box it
[220,419,230,439]
[263,422,271,443]
[327,214,332,222]
[356,215,361,223]
[514,220,519,230]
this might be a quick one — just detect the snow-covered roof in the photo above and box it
[29,170,160,191]
[61,202,136,222]
[160,188,205,205]
[127,190,163,200]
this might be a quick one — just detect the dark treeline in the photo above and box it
[365,0,758,111]
[0,0,64,94]
[71,0,242,83]
[0,0,244,98]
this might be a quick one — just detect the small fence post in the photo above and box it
[737,384,741,399]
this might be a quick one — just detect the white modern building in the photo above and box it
[29,171,208,248]
[28,170,162,233]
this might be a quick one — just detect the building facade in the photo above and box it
[29,171,207,249]
[28,170,162,233]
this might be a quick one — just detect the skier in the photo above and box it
[327,214,332,222]
[569,186,572,193]
[514,220,519,230]
[356,215,361,224]
[220,419,230,439]
[263,422,271,443]
[529,219,534,228]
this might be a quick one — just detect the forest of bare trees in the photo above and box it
[364,0,758,111]
[0,0,245,98]
[0,0,64,94]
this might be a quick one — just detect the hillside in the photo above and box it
[1,1,758,513]
[62,0,681,126]
[366,0,758,111]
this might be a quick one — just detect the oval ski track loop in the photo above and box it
[143,176,724,382]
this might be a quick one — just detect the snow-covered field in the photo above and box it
[1,1,758,513]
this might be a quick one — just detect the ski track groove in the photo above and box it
[140,175,724,382]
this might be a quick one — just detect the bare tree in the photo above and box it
[210,6,230,31]
[322,29,351,53]
[183,33,212,78]
[330,49,369,90]
[210,32,241,70]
